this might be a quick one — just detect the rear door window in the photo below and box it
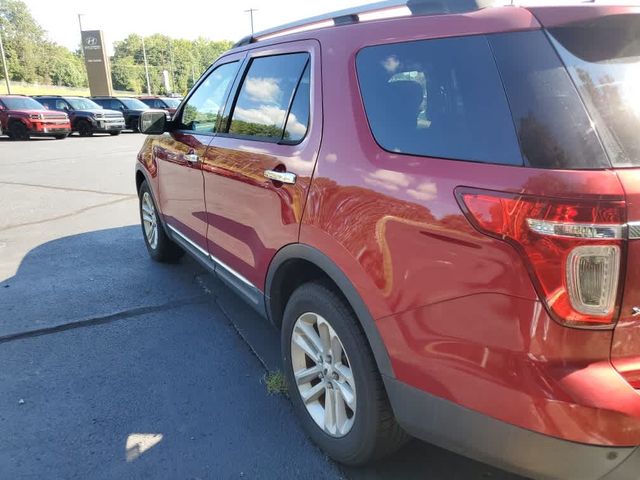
[227,53,310,142]
[356,36,522,165]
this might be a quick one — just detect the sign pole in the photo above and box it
[0,27,10,95]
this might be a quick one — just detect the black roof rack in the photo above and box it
[232,0,492,47]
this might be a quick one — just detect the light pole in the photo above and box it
[245,8,258,35]
[141,36,151,95]
[0,26,10,94]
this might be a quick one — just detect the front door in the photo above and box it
[202,41,322,295]
[155,58,243,251]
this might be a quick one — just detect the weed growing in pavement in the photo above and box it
[264,370,288,395]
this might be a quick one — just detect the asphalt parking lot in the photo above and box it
[0,133,525,479]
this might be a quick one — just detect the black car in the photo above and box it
[34,96,125,136]
[90,96,167,132]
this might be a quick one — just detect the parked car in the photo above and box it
[34,96,125,136]
[133,2,640,478]
[0,95,70,140]
[138,95,181,115]
[90,96,166,132]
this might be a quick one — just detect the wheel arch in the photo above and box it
[265,243,395,379]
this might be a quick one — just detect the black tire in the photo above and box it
[8,121,29,141]
[130,118,140,133]
[76,119,93,137]
[109,131,121,136]
[138,181,184,263]
[54,134,68,140]
[282,281,409,466]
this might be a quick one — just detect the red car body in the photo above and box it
[136,4,640,478]
[0,95,71,139]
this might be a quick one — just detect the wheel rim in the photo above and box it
[141,192,158,249]
[291,312,357,437]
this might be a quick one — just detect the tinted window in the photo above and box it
[548,15,640,167]
[38,98,54,110]
[120,98,149,110]
[283,63,310,143]
[228,53,309,141]
[181,61,239,133]
[489,31,609,169]
[66,98,102,110]
[356,36,522,165]
[1,97,46,110]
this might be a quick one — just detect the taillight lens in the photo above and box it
[456,188,626,328]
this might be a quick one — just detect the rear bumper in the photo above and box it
[384,376,639,480]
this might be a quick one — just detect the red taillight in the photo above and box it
[456,188,626,328]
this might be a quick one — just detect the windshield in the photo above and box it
[1,97,45,110]
[119,98,149,110]
[66,98,102,110]
[549,15,640,167]
[162,98,181,108]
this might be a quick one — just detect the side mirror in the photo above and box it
[139,110,167,134]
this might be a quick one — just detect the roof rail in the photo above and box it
[233,0,492,47]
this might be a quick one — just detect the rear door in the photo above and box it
[154,55,243,251]
[202,40,321,300]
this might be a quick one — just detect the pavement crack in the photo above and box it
[0,196,135,232]
[0,180,134,197]
[0,295,209,344]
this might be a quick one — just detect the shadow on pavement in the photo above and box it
[0,226,525,479]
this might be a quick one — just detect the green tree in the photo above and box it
[0,0,87,87]
[111,34,232,95]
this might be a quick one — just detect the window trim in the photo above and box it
[216,50,312,146]
[172,57,246,137]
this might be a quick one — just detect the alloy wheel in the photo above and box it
[141,192,158,250]
[290,312,357,437]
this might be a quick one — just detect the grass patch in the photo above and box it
[264,370,288,395]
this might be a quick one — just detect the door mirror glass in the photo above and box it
[139,111,166,134]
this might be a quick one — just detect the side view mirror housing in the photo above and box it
[139,110,167,135]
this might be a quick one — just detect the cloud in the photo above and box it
[285,112,307,137]
[407,180,437,201]
[244,77,281,104]
[233,105,287,128]
[364,169,410,192]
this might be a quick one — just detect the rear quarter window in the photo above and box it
[489,30,609,169]
[356,35,523,166]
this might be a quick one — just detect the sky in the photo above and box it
[21,0,368,53]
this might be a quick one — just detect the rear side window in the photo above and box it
[356,36,522,165]
[283,63,311,143]
[489,31,609,169]
[228,53,309,141]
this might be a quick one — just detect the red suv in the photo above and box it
[0,95,71,140]
[134,2,640,478]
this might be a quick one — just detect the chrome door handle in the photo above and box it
[264,169,297,185]
[184,153,199,164]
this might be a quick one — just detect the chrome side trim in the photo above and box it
[167,224,209,257]
[167,224,257,290]
[628,222,640,240]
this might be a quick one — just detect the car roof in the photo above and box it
[226,3,638,56]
